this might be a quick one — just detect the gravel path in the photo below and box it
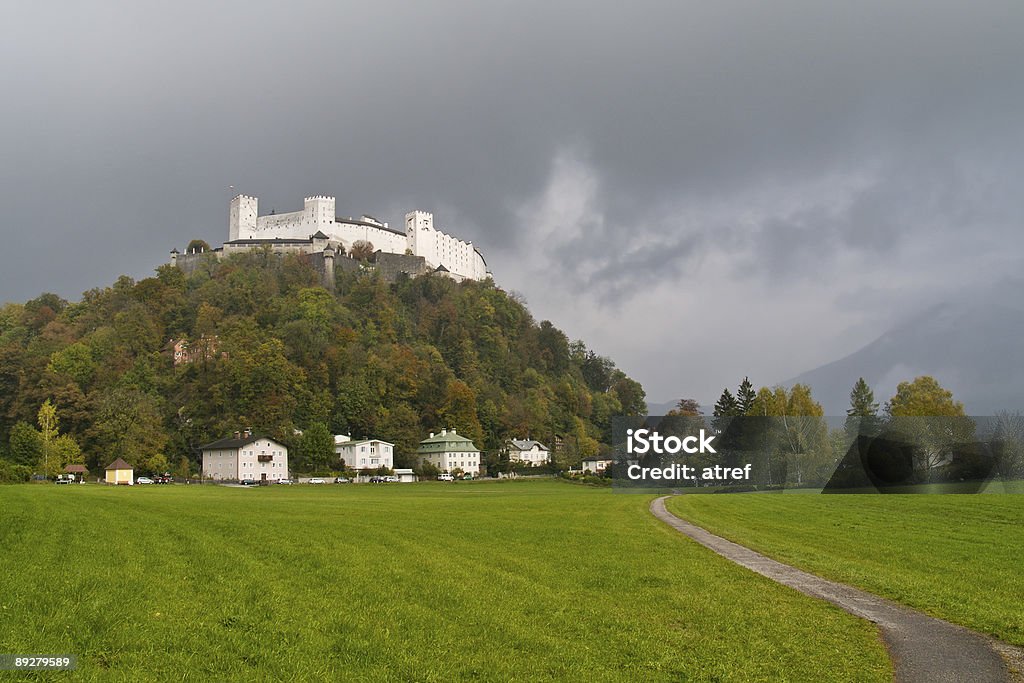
[651,496,1023,683]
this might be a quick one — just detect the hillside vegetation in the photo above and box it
[0,251,645,477]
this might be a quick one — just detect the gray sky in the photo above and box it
[2,0,1022,404]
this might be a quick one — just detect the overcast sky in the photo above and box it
[2,0,1022,404]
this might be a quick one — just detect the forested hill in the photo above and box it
[0,251,646,477]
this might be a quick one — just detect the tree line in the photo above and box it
[0,250,646,481]
[660,375,1024,487]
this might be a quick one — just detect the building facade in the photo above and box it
[200,432,289,482]
[508,439,550,466]
[417,428,481,475]
[334,435,395,471]
[215,194,489,281]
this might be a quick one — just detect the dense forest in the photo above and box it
[0,251,646,480]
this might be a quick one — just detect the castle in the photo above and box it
[171,194,490,283]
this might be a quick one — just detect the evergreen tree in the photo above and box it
[845,377,880,437]
[737,377,756,416]
[713,388,739,417]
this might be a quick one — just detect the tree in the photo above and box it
[88,388,168,472]
[993,411,1024,479]
[7,421,41,467]
[350,240,375,262]
[670,399,702,416]
[297,422,334,473]
[885,376,972,482]
[38,399,59,476]
[713,389,739,418]
[845,377,880,437]
[737,377,756,415]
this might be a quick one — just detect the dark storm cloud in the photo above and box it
[1,0,1022,401]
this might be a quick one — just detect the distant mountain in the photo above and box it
[786,300,1024,415]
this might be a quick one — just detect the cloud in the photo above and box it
[1,0,1023,404]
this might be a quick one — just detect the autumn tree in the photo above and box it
[885,376,972,481]
[350,240,375,261]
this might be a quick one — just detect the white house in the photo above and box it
[393,468,418,483]
[201,431,289,482]
[335,435,395,471]
[417,428,481,475]
[581,457,614,474]
[508,439,550,466]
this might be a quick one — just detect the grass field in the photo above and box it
[667,493,1024,647]
[0,481,890,681]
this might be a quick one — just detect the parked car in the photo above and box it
[385,475,400,483]
[369,475,386,483]
[437,473,455,481]
[307,478,326,484]
[136,477,154,485]
[240,479,258,486]
[278,479,294,485]
[334,476,351,484]
[154,475,173,484]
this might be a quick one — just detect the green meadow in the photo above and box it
[667,492,1024,647]
[0,481,889,682]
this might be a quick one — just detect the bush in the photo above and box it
[0,461,32,483]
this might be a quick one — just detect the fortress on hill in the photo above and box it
[171,194,490,284]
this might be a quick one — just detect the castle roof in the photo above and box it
[310,230,330,240]
[335,217,406,236]
[225,238,313,245]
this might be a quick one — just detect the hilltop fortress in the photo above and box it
[172,194,490,283]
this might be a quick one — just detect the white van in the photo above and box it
[437,473,455,482]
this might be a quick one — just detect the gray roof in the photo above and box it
[225,238,312,245]
[509,439,549,451]
[310,230,330,239]
[199,434,282,450]
[335,217,406,236]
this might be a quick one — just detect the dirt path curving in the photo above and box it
[651,496,1023,683]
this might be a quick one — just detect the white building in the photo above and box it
[201,431,289,482]
[334,435,395,471]
[224,195,489,281]
[508,439,550,466]
[581,457,614,474]
[417,428,481,475]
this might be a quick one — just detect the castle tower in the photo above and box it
[229,195,258,241]
[322,245,336,292]
[405,210,433,256]
[304,196,336,228]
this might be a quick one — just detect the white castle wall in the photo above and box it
[406,210,487,279]
[225,195,488,280]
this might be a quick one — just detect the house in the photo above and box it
[508,439,550,466]
[334,435,394,471]
[169,335,221,366]
[417,428,481,475]
[393,468,418,483]
[105,458,134,485]
[200,430,288,483]
[581,457,614,474]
